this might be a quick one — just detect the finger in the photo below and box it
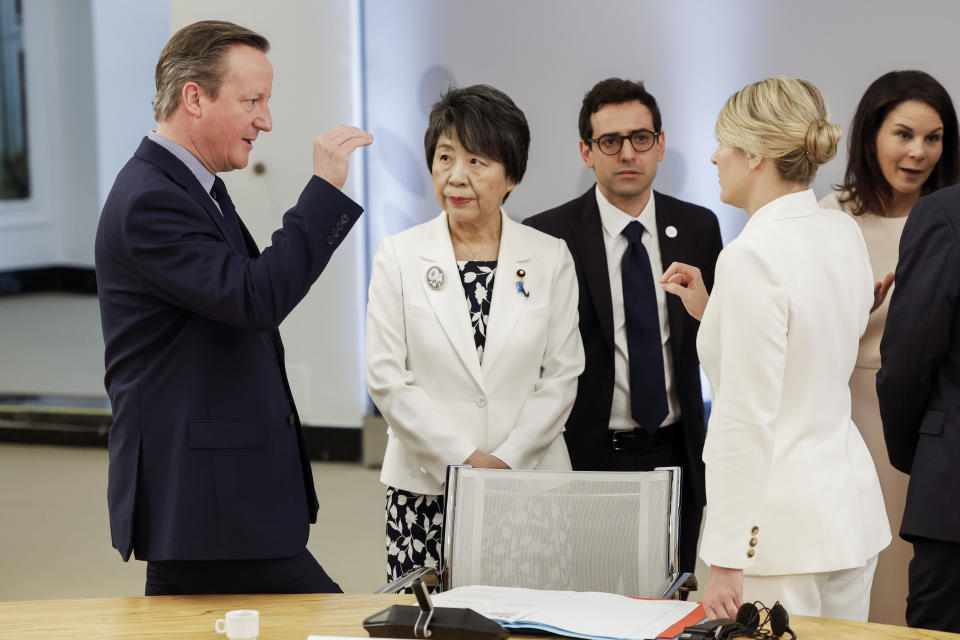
[336,130,374,149]
[339,134,375,152]
[660,261,686,283]
[317,125,371,148]
[725,600,740,619]
[316,126,354,147]
[660,282,687,298]
[702,602,719,620]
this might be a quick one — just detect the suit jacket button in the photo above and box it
[287,413,296,425]
[331,229,340,239]
[326,235,335,245]
[746,548,756,558]
[749,537,758,547]
[340,214,350,224]
[336,221,345,231]
[475,396,486,408]
[751,526,760,535]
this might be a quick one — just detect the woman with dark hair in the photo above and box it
[366,85,584,586]
[820,70,960,626]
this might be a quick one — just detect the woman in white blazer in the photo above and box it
[366,85,584,586]
[661,77,890,621]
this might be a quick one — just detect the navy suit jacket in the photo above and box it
[525,187,722,507]
[95,138,362,561]
[878,184,960,544]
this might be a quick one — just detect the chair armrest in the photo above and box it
[375,566,443,594]
[659,572,697,599]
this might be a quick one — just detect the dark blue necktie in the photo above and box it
[211,176,247,254]
[621,220,668,433]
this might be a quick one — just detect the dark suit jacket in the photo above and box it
[525,187,722,506]
[878,184,960,544]
[95,138,362,561]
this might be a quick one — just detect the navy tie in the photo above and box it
[621,220,668,433]
[210,176,247,254]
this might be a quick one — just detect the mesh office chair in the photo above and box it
[379,465,690,599]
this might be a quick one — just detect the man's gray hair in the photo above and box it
[153,20,268,122]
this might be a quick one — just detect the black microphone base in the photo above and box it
[363,604,508,640]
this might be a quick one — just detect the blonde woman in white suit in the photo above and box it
[366,85,584,587]
[661,77,890,621]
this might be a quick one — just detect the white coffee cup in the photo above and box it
[215,609,259,640]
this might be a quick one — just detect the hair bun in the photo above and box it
[804,118,842,165]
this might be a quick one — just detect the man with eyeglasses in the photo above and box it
[525,78,722,583]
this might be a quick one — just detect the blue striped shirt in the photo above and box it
[147,130,222,216]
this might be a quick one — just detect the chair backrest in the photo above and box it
[441,466,681,598]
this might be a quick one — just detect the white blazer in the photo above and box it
[367,211,584,495]
[697,190,891,575]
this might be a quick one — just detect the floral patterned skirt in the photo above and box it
[385,486,444,592]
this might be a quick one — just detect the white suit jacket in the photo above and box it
[697,190,890,575]
[367,211,584,495]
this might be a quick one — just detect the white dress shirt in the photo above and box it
[595,187,681,431]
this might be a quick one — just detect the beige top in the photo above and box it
[819,191,907,369]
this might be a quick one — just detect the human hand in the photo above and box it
[660,262,710,321]
[700,565,743,620]
[871,272,894,313]
[313,125,374,189]
[463,450,510,469]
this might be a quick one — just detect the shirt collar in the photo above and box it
[147,130,216,196]
[595,185,657,239]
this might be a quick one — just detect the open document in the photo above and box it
[431,585,705,640]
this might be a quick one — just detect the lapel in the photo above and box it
[570,186,615,353]
[653,191,686,354]
[418,212,485,389]
[237,217,261,258]
[480,214,531,376]
[134,138,247,256]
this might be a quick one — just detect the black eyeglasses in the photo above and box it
[587,129,660,155]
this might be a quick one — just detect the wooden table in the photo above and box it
[0,593,957,639]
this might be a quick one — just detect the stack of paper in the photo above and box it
[431,585,705,640]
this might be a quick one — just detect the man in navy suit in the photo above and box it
[95,20,372,595]
[878,184,960,633]
[526,79,722,581]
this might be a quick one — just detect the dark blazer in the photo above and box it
[95,138,362,561]
[525,187,722,506]
[878,184,960,545]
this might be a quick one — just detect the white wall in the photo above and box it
[0,1,96,270]
[363,0,960,250]
[169,0,368,427]
[0,0,167,271]
[5,0,960,424]
[91,0,169,225]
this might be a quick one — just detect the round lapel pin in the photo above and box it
[515,268,530,297]
[425,265,446,290]
[665,225,678,238]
